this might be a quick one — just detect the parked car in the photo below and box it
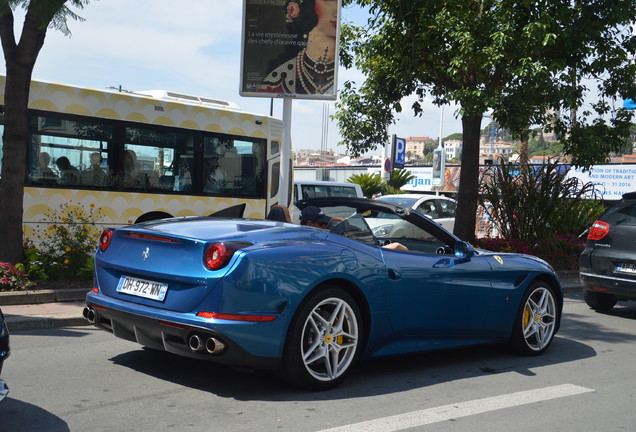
[0,308,9,402]
[291,180,364,224]
[369,193,457,234]
[85,197,562,389]
[293,180,364,204]
[580,192,636,311]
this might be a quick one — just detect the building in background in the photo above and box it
[405,136,434,159]
[443,139,463,160]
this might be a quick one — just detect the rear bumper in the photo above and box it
[579,271,636,301]
[85,293,282,371]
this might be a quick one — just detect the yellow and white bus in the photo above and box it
[0,75,285,240]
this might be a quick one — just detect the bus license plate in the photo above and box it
[116,276,168,301]
[616,263,636,274]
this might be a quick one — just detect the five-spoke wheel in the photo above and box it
[282,287,362,390]
[510,282,558,355]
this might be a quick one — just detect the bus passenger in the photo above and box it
[204,156,226,193]
[81,152,108,186]
[36,152,58,184]
[123,149,141,187]
[55,156,79,185]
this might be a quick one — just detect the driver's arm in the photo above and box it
[382,242,408,251]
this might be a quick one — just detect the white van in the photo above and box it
[293,180,364,203]
[291,180,364,223]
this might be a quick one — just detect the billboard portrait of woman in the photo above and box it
[240,0,341,100]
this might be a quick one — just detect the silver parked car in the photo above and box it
[367,194,457,236]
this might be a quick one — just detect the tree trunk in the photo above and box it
[0,6,51,263]
[0,68,33,263]
[453,114,483,243]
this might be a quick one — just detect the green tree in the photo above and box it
[335,0,636,242]
[444,132,463,142]
[388,168,414,191]
[0,0,88,263]
[346,172,385,198]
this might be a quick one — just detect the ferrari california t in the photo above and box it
[85,197,563,390]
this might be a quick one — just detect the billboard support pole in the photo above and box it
[278,97,292,207]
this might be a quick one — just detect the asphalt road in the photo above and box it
[1,291,635,432]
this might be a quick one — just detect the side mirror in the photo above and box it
[454,241,475,260]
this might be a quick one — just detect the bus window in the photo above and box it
[120,127,191,191]
[27,115,112,188]
[203,136,265,196]
[8,74,284,237]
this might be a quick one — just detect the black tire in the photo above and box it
[510,281,559,356]
[281,286,363,390]
[584,290,618,311]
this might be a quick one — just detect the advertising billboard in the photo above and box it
[431,147,446,187]
[240,0,341,100]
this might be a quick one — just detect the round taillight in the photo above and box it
[204,241,252,270]
[99,228,114,251]
[204,242,230,270]
[587,220,609,241]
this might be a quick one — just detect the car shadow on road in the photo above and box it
[109,333,596,401]
[0,398,69,432]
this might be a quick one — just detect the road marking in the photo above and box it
[317,384,594,432]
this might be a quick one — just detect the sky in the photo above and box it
[2,0,464,156]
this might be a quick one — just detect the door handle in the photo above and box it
[388,269,402,280]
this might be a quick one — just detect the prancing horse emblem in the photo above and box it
[142,247,150,261]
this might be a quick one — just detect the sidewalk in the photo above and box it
[1,287,90,331]
[1,272,582,332]
[2,301,88,331]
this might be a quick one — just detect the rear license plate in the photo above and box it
[616,263,636,274]
[116,276,168,301]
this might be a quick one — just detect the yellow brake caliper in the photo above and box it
[523,305,531,331]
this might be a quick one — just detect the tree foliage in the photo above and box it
[346,172,385,198]
[0,0,89,263]
[388,168,415,190]
[336,0,636,242]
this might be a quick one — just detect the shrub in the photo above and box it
[347,169,415,197]
[0,261,31,291]
[347,172,385,198]
[474,232,585,271]
[388,169,416,191]
[479,159,601,251]
[26,202,102,281]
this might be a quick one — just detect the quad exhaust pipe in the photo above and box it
[188,334,204,352]
[82,308,225,355]
[205,337,226,355]
[83,307,96,324]
[188,333,225,355]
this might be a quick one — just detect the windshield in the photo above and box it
[316,201,453,254]
[377,197,417,207]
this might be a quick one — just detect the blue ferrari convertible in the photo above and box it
[85,197,562,389]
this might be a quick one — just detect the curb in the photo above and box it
[6,315,88,331]
[0,288,90,306]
